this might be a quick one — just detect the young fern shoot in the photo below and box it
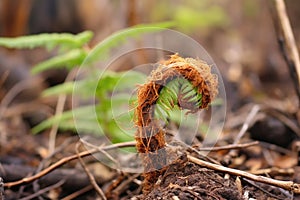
[135,54,218,193]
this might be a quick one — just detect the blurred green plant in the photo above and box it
[0,22,173,143]
[0,31,93,50]
[243,0,259,18]
[150,0,229,33]
[33,70,146,143]
[0,21,218,144]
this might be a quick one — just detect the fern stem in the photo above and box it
[135,54,218,193]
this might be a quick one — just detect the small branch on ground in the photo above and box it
[198,141,259,152]
[48,68,78,154]
[249,167,294,176]
[243,178,289,200]
[233,105,260,145]
[272,0,300,103]
[223,105,260,165]
[76,142,107,200]
[188,155,300,194]
[106,174,140,199]
[18,180,65,200]
[0,164,100,190]
[32,136,78,198]
[3,141,136,188]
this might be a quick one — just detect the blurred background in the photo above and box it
[1,0,300,148]
[1,0,300,109]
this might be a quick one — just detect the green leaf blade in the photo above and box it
[31,49,87,74]
[86,22,175,64]
[0,31,93,50]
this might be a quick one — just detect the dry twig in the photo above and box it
[32,137,78,198]
[223,105,260,165]
[249,167,294,176]
[48,69,78,154]
[4,141,136,188]
[76,142,107,200]
[1,164,97,189]
[81,140,120,170]
[188,155,300,194]
[243,178,289,200]
[272,0,300,101]
[107,174,140,198]
[198,141,259,152]
[233,105,260,144]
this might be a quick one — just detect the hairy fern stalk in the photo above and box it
[134,54,218,193]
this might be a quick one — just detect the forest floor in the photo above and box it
[0,88,300,200]
[1,1,300,200]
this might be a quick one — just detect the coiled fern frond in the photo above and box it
[134,54,218,193]
[155,77,203,121]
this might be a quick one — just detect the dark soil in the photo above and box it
[131,155,288,200]
[142,159,243,200]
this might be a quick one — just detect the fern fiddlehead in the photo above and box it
[134,54,218,193]
[155,77,203,117]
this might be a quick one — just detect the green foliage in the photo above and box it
[34,70,146,143]
[0,31,93,74]
[85,21,175,64]
[32,49,87,74]
[150,1,229,33]
[174,5,229,32]
[0,31,93,50]
[0,30,93,78]
[155,78,202,123]
[0,22,181,143]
